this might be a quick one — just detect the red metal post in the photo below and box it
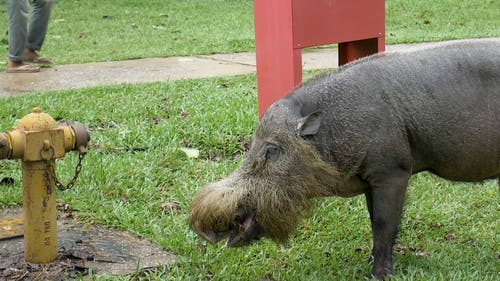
[254,0,302,117]
[254,0,385,117]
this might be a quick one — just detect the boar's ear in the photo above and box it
[297,111,322,137]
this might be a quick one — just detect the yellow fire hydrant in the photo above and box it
[0,107,89,264]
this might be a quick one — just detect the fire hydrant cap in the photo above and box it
[17,107,58,131]
[70,123,91,152]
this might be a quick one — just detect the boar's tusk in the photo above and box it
[198,230,218,244]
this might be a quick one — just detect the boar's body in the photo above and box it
[286,40,499,183]
[189,40,500,279]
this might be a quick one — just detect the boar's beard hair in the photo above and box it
[189,176,246,238]
[189,138,342,243]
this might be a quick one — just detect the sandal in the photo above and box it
[6,64,41,73]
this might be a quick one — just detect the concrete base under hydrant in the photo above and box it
[0,207,176,280]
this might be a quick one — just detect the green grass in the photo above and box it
[0,0,498,279]
[0,0,255,68]
[386,0,500,43]
[0,0,498,69]
[0,75,498,280]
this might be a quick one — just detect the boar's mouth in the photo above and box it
[195,208,265,247]
[226,208,265,247]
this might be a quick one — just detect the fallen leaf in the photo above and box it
[415,249,429,256]
[394,244,408,255]
[355,246,370,253]
[152,24,166,30]
[180,147,199,158]
[161,202,181,214]
[444,232,456,241]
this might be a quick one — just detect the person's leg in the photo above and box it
[26,0,52,52]
[7,0,29,62]
[6,0,39,72]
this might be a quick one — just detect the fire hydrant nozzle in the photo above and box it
[0,108,90,264]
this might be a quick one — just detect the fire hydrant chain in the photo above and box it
[45,151,86,191]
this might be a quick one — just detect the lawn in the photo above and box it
[0,0,499,280]
[0,0,498,69]
[0,75,498,280]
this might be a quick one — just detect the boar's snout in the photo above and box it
[188,176,265,247]
[189,135,343,246]
[188,178,240,242]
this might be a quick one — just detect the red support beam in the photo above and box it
[254,0,385,117]
[254,0,303,117]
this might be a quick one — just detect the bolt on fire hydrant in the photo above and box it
[0,107,89,264]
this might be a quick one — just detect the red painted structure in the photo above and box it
[254,0,385,116]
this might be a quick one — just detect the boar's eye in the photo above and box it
[264,144,281,161]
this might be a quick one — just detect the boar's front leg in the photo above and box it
[364,170,410,279]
